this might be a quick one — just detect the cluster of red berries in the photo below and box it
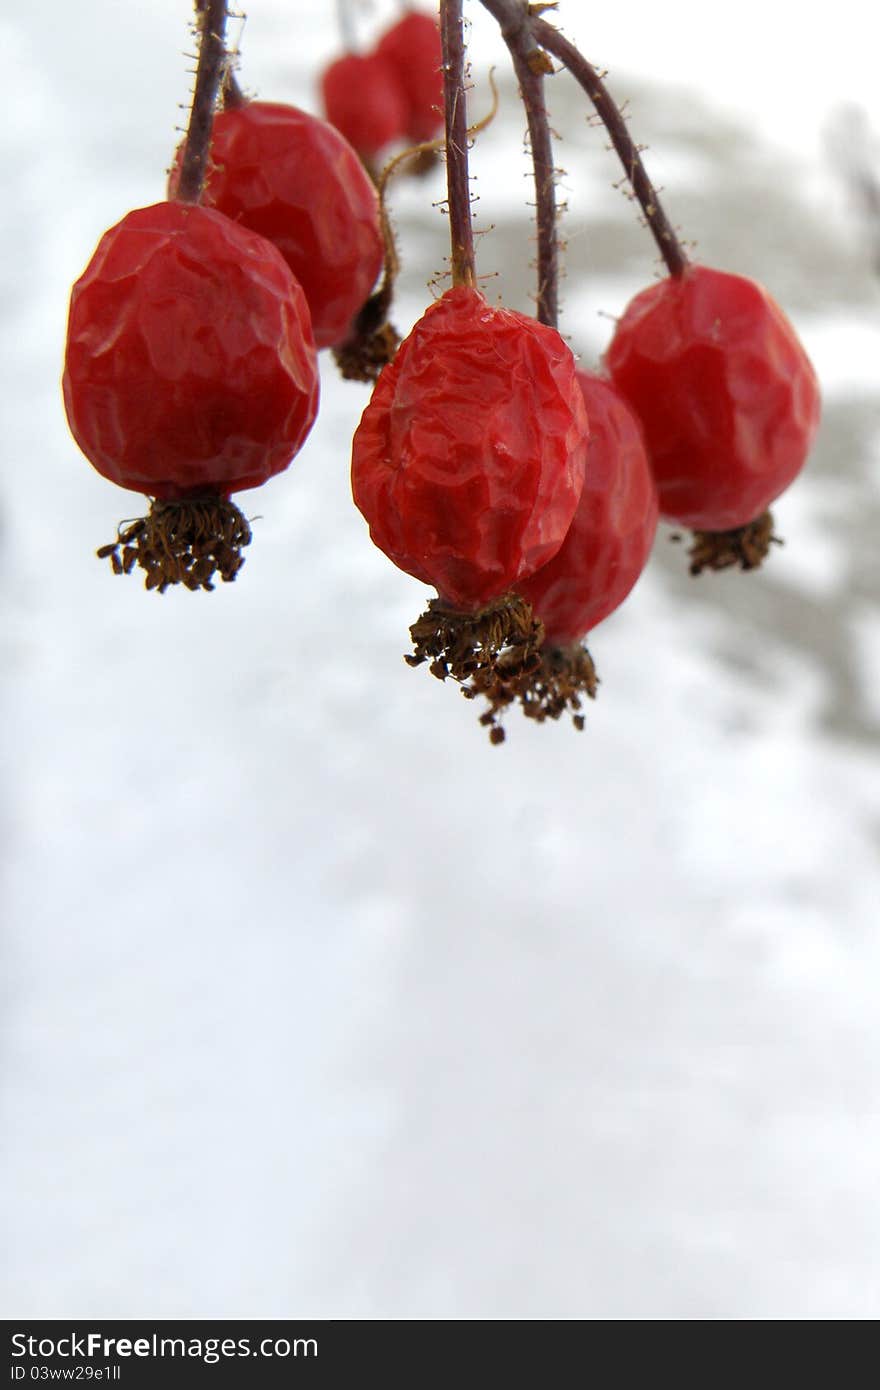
[321,8,444,165]
[62,1,820,741]
[64,5,388,590]
[351,261,819,737]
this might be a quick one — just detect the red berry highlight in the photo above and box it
[518,371,658,645]
[63,200,319,501]
[320,52,409,162]
[604,264,821,531]
[376,9,445,143]
[170,102,384,350]
[351,285,589,612]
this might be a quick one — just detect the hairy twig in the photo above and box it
[479,0,558,324]
[176,0,230,204]
[531,14,688,276]
[440,0,478,287]
[475,1,687,278]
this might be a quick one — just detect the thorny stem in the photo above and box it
[530,14,688,277]
[176,0,230,204]
[479,0,558,325]
[440,0,478,288]
[508,48,557,325]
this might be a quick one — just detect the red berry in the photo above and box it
[320,52,408,161]
[63,200,319,500]
[170,102,384,350]
[518,371,658,645]
[604,264,821,530]
[376,10,444,143]
[351,285,589,611]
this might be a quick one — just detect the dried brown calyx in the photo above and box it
[96,496,252,592]
[406,596,601,742]
[685,509,782,575]
[517,642,599,730]
[403,147,441,178]
[332,286,400,383]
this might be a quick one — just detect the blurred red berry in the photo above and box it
[376,9,444,142]
[320,51,409,162]
[63,200,319,500]
[351,285,589,611]
[169,101,384,349]
[604,264,821,530]
[518,371,658,645]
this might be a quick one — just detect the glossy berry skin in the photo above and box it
[605,265,821,530]
[63,201,319,500]
[376,10,444,142]
[171,102,384,349]
[320,52,408,161]
[518,372,658,645]
[351,285,589,611]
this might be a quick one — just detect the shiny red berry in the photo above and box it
[375,9,444,143]
[170,101,384,350]
[604,264,821,530]
[351,285,589,611]
[63,200,319,500]
[518,371,658,645]
[320,52,408,161]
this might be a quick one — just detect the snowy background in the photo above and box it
[3,0,880,1319]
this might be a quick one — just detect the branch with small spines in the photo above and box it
[176,0,232,203]
[474,0,688,284]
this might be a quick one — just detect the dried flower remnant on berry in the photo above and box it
[95,499,252,592]
[685,510,782,575]
[406,593,546,744]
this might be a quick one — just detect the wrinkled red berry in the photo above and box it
[320,52,409,161]
[351,285,589,611]
[63,200,319,499]
[604,264,821,530]
[170,102,384,349]
[376,9,444,142]
[518,371,658,644]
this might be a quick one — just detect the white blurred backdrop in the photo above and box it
[2,0,880,1318]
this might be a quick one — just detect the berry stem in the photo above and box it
[440,0,478,289]
[509,50,558,326]
[176,0,230,205]
[480,0,559,325]
[530,14,688,277]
